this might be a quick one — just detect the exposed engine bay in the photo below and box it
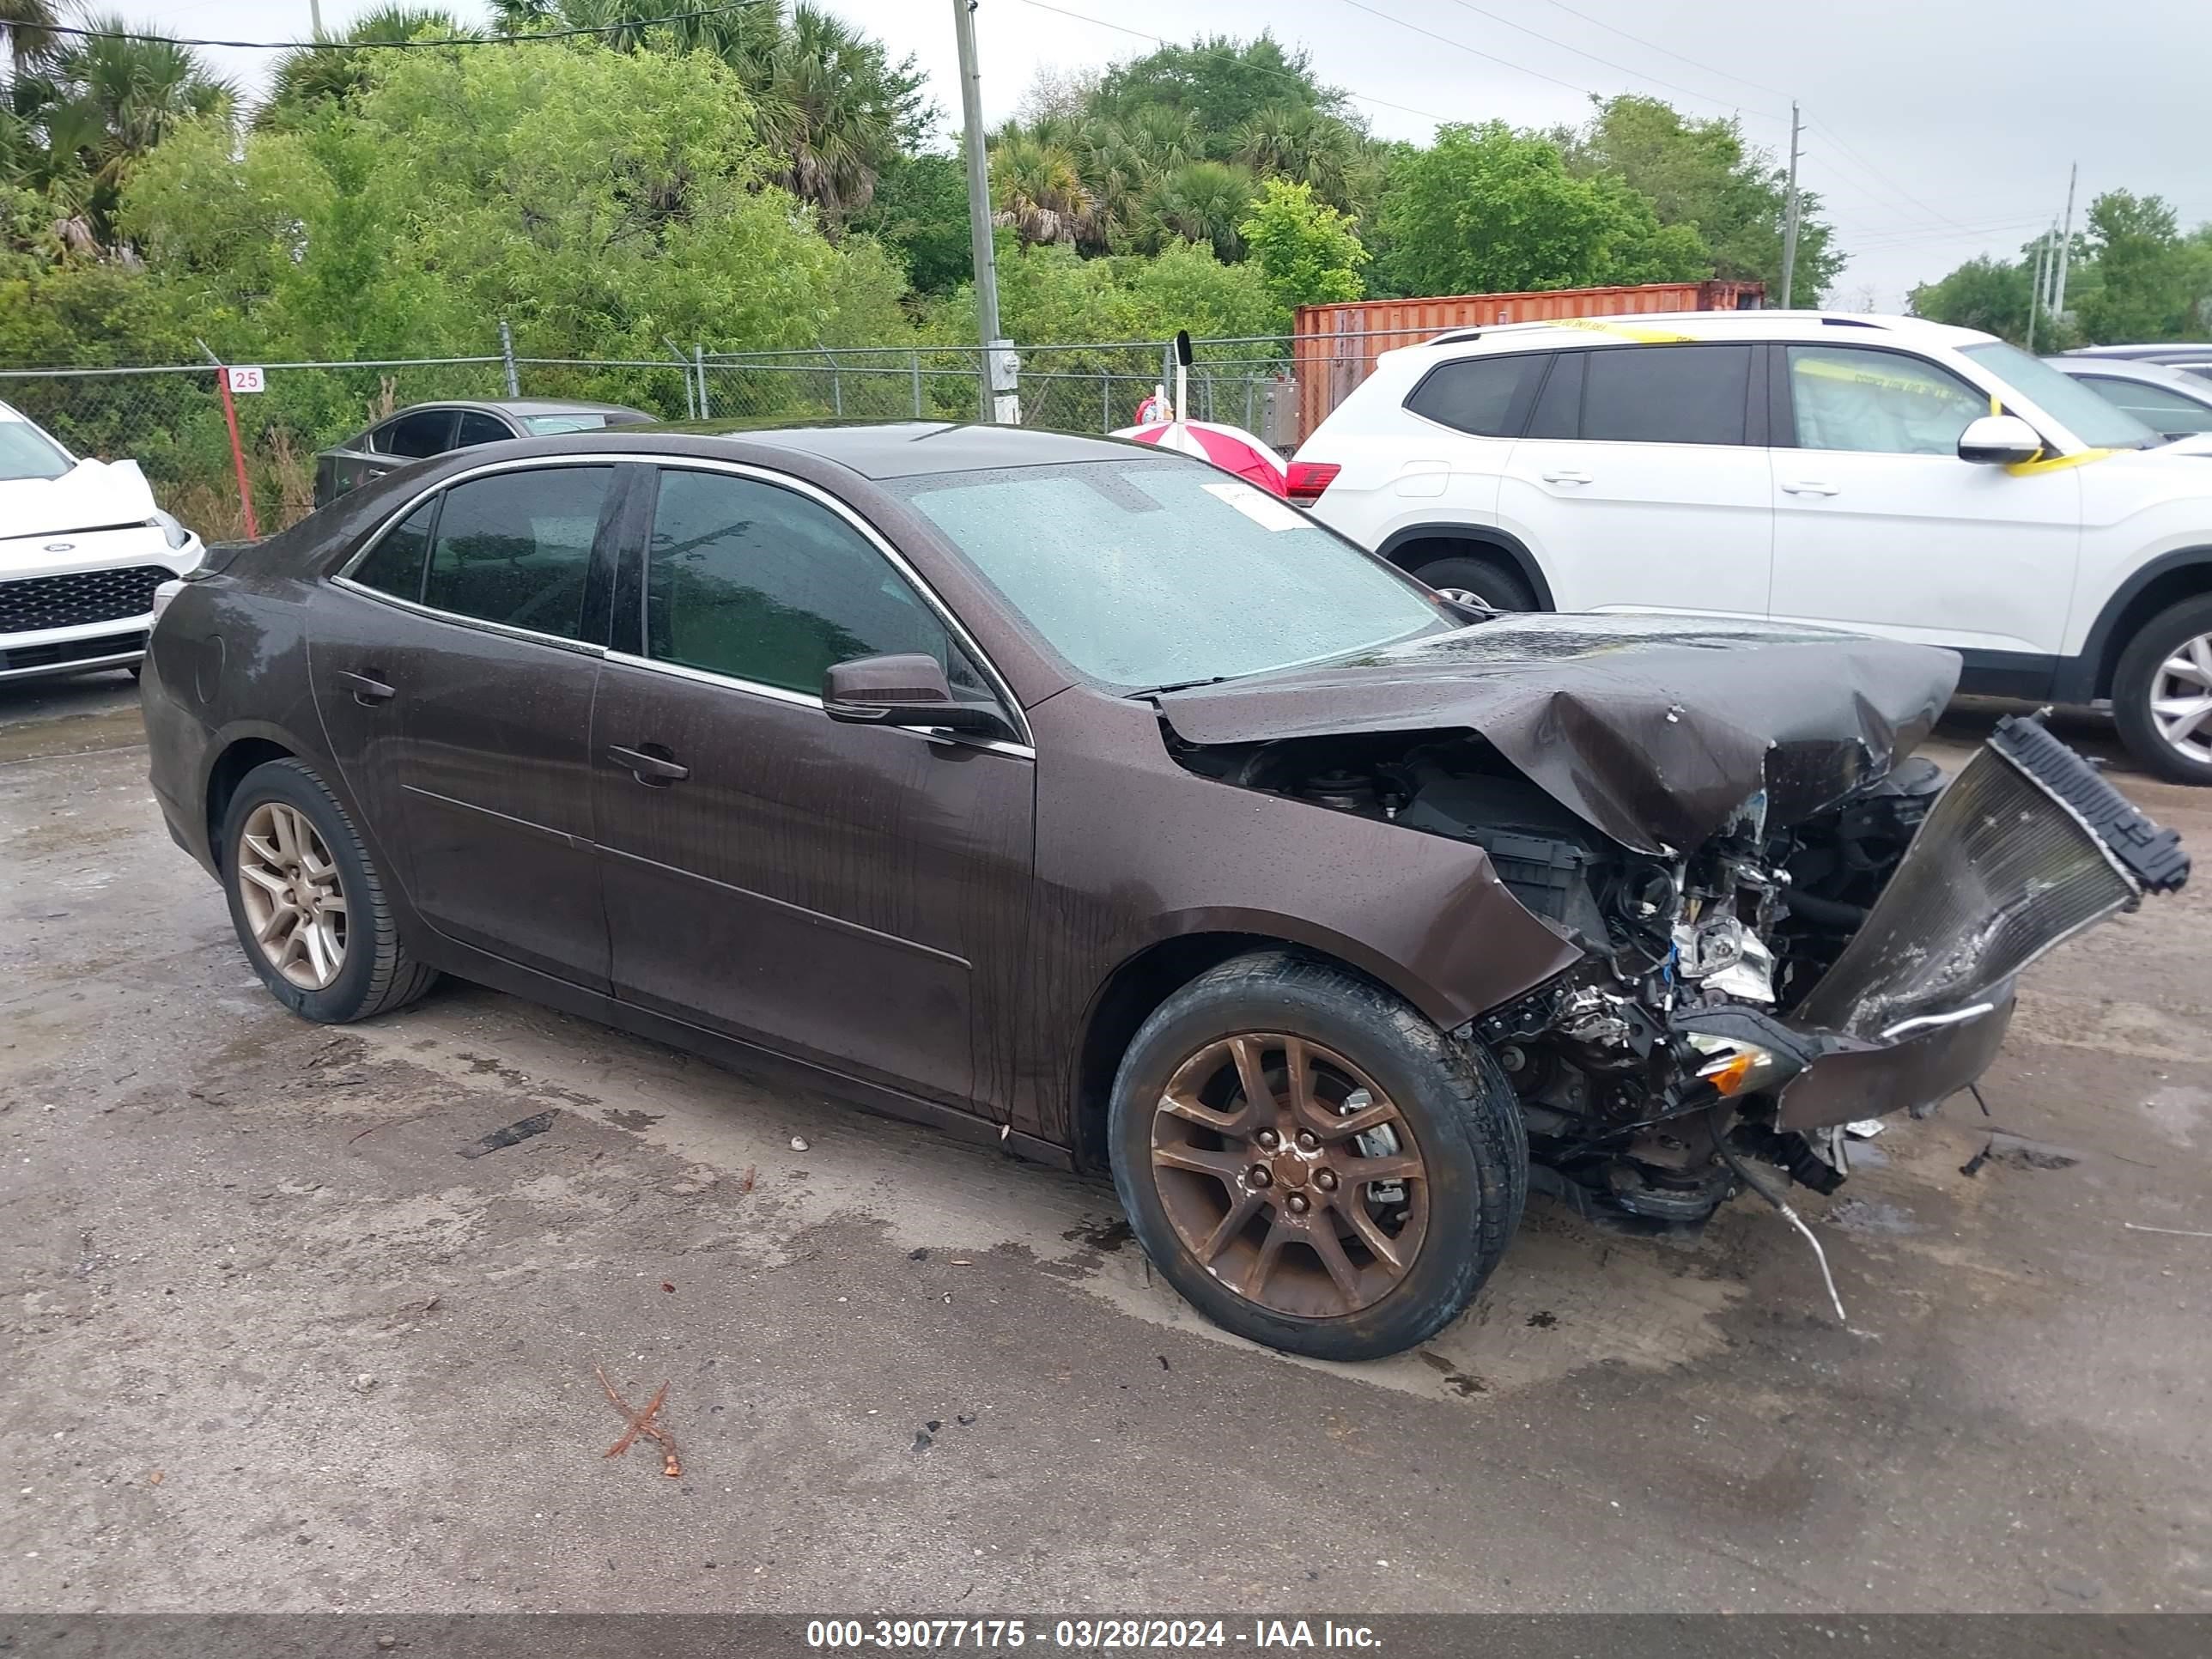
[1168,710,2191,1230]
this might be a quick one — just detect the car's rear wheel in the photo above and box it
[1408,553,1536,612]
[2113,594,2212,786]
[221,758,438,1022]
[1109,953,1525,1361]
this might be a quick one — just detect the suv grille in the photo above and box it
[0,566,171,634]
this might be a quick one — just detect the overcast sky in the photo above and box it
[157,0,2206,311]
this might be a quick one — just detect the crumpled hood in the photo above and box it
[1157,613,1960,854]
[0,458,159,550]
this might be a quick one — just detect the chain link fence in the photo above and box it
[2,325,1436,539]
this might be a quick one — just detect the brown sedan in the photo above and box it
[143,424,2186,1360]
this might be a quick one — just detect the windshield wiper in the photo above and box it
[1142,674,1235,696]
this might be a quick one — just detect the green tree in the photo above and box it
[1234,102,1359,213]
[989,130,1099,250]
[1563,94,1838,301]
[2,0,61,76]
[1907,253,2037,341]
[1096,33,1344,147]
[1375,122,1709,297]
[2075,191,2212,342]
[1237,177,1365,311]
[848,151,971,294]
[1139,159,1256,262]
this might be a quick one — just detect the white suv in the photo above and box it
[1290,312,2212,784]
[2,400,205,684]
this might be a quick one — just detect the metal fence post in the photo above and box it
[195,338,259,541]
[824,348,842,417]
[911,349,923,418]
[499,319,520,398]
[664,338,695,418]
[695,345,711,420]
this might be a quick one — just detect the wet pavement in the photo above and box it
[2,674,2209,1613]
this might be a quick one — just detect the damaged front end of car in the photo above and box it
[1157,617,2191,1228]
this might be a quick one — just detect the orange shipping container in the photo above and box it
[1291,280,1765,441]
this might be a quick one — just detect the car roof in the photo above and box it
[2058,343,2212,362]
[386,398,651,419]
[2047,356,2212,398]
[1399,309,1997,361]
[629,419,1148,480]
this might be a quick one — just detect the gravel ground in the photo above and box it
[2,675,2208,1615]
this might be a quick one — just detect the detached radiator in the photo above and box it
[1791,716,2189,1042]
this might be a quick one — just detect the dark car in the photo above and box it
[142,424,2189,1360]
[312,398,654,507]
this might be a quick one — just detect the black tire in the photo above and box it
[1109,952,1526,1362]
[2112,593,2212,786]
[1408,553,1537,611]
[219,757,439,1023]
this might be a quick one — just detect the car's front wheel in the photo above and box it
[220,757,438,1022]
[2113,594,2212,786]
[1408,553,1536,611]
[1109,953,1526,1361]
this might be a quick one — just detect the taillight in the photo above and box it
[1285,460,1340,504]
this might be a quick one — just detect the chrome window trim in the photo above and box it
[328,574,608,657]
[333,450,1035,750]
[605,648,1036,761]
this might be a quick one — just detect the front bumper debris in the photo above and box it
[1692,716,2189,1131]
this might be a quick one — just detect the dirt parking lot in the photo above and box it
[3,674,2209,1614]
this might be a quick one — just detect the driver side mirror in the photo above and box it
[1957,413,2045,466]
[822,653,1015,740]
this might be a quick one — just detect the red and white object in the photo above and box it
[1111,416,1290,498]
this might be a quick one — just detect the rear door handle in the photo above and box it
[1540,468,1591,485]
[337,670,395,705]
[607,743,689,786]
[1782,479,1840,495]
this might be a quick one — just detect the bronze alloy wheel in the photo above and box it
[234,800,349,991]
[1150,1032,1429,1319]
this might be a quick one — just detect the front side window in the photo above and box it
[1959,340,2158,449]
[421,466,613,641]
[2073,375,2212,436]
[380,409,456,459]
[645,469,984,700]
[893,459,1447,691]
[1787,346,1988,455]
[1581,344,1750,446]
[1403,354,1547,437]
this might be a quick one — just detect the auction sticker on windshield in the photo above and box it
[1202,479,1305,531]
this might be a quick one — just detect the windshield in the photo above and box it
[894,459,1449,690]
[522,413,613,435]
[0,410,74,482]
[1960,341,2162,449]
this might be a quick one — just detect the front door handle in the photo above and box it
[1540,468,1591,485]
[1782,479,1840,495]
[608,743,690,786]
[337,670,395,705]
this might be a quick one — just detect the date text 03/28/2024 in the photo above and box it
[805,1619,1382,1650]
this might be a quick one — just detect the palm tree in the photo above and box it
[736,3,925,232]
[1235,103,1358,211]
[2,0,61,79]
[988,131,1098,249]
[258,7,469,129]
[1141,160,1256,261]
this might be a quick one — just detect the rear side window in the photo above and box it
[1525,353,1584,441]
[379,409,455,459]
[1403,355,1547,437]
[421,466,614,641]
[453,410,512,447]
[1582,344,1751,446]
[351,499,437,601]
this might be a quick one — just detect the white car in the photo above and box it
[2,401,206,684]
[1289,311,2212,784]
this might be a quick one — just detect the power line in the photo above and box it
[1532,0,1792,102]
[1440,0,1789,124]
[1014,0,1462,127]
[37,3,772,52]
[1331,0,1596,100]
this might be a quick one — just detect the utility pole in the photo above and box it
[952,0,1018,423]
[2053,161,2077,321]
[2027,228,2051,351]
[1779,100,1802,308]
[310,0,324,37]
